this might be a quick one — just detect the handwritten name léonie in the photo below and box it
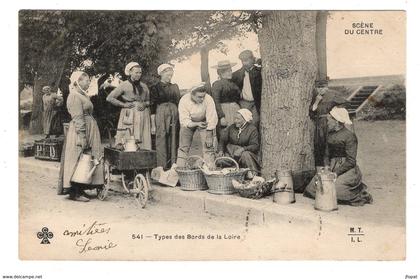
[63,221,117,254]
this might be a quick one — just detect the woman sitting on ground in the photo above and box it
[304,107,373,206]
[217,108,260,173]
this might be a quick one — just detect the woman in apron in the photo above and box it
[150,64,181,170]
[106,62,152,150]
[42,86,58,138]
[62,71,104,202]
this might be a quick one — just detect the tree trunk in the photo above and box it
[29,47,68,134]
[200,47,212,94]
[316,11,328,82]
[258,11,318,178]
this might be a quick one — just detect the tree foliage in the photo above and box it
[19,10,262,87]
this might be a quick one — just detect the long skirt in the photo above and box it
[115,107,152,150]
[217,144,260,172]
[43,106,56,135]
[156,103,179,170]
[62,115,104,190]
[49,109,63,135]
[303,157,373,206]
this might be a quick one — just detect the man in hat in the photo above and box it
[176,82,218,168]
[231,50,262,128]
[211,60,241,137]
[106,62,152,150]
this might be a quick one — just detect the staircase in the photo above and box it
[346,85,381,114]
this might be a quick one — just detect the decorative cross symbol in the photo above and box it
[37,227,53,244]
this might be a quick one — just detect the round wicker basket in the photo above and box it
[204,157,248,195]
[175,155,208,191]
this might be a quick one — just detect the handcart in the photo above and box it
[98,147,157,208]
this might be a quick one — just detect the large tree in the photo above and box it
[166,11,319,177]
[258,11,317,177]
[20,10,321,178]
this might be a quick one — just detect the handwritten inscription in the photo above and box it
[63,221,117,254]
[76,238,117,254]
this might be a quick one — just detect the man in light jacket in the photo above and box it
[177,82,218,168]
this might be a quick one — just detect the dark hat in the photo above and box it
[211,60,237,70]
[238,50,255,61]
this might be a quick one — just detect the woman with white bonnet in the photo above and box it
[150,63,181,170]
[304,107,373,206]
[106,62,152,150]
[217,108,260,173]
[62,71,104,202]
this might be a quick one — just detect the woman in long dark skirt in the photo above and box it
[304,107,373,206]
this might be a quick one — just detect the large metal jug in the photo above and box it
[117,128,138,152]
[314,167,338,211]
[123,136,138,152]
[71,153,102,184]
[273,169,295,204]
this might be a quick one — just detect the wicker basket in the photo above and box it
[233,178,277,199]
[175,155,208,191]
[204,157,248,195]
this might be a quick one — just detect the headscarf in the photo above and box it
[329,106,352,125]
[124,62,140,76]
[42,86,51,94]
[69,71,89,95]
[157,64,173,76]
[237,108,253,139]
[237,108,253,123]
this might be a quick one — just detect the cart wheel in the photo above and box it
[97,161,110,201]
[121,172,131,193]
[133,174,148,208]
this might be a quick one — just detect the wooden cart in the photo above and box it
[98,147,157,208]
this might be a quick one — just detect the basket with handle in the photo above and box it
[175,155,208,191]
[203,157,248,195]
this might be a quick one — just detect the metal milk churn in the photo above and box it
[273,169,296,204]
[71,153,101,184]
[123,136,138,152]
[314,167,338,211]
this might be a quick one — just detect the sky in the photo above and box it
[170,11,406,89]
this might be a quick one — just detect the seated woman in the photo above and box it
[304,107,373,206]
[217,108,260,173]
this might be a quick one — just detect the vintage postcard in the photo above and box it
[18,10,406,260]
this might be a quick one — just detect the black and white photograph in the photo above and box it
[16,9,407,262]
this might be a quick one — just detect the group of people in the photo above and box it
[59,49,372,206]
